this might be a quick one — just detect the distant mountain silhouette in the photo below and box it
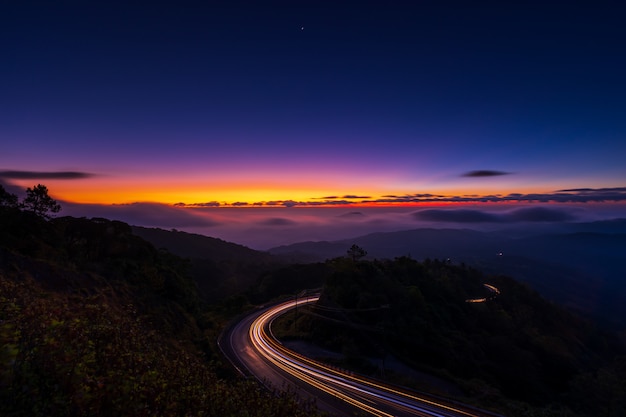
[269,228,508,261]
[571,218,626,233]
[132,226,273,262]
[269,223,626,329]
[127,222,626,328]
[132,226,280,302]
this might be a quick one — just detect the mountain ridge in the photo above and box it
[132,225,273,262]
[268,224,626,329]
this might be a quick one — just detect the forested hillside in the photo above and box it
[275,255,626,416]
[0,202,321,416]
[132,226,281,303]
[269,227,626,329]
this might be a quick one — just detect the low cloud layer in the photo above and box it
[414,209,501,223]
[61,202,219,228]
[508,207,575,222]
[50,199,625,250]
[338,211,365,218]
[5,178,624,249]
[413,207,576,223]
[259,217,297,226]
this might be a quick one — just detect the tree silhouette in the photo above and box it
[21,184,61,218]
[347,244,367,261]
[0,185,19,209]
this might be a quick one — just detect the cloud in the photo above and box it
[256,200,298,207]
[462,170,511,177]
[164,188,626,208]
[552,187,626,202]
[365,187,626,205]
[315,194,371,200]
[61,202,219,228]
[259,199,357,207]
[338,211,365,218]
[508,207,575,222]
[500,188,626,203]
[0,170,94,179]
[559,188,616,192]
[341,195,371,199]
[412,206,577,224]
[413,209,501,223]
[177,201,221,207]
[259,217,297,226]
[50,199,622,250]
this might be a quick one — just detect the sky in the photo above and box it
[2,1,626,248]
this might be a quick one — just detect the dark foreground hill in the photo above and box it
[132,226,281,303]
[269,225,626,328]
[132,225,273,262]
[0,210,321,417]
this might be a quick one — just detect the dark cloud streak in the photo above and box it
[316,195,371,199]
[177,201,221,207]
[366,187,626,204]
[341,195,371,199]
[462,170,511,177]
[0,170,94,180]
[259,217,297,226]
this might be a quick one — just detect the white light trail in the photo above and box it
[248,297,485,417]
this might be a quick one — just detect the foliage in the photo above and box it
[132,226,282,303]
[0,276,322,417]
[0,210,323,417]
[247,262,330,304]
[346,244,367,261]
[285,255,626,416]
[0,185,19,209]
[21,184,61,219]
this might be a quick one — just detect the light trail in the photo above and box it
[466,284,500,303]
[246,296,499,417]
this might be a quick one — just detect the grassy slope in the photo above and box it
[0,210,322,417]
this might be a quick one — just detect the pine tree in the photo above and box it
[21,184,61,219]
[0,185,19,209]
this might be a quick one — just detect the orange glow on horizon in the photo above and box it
[7,177,565,207]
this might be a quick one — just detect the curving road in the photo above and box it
[220,296,501,417]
